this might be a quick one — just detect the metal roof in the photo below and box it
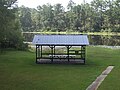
[32,35,89,46]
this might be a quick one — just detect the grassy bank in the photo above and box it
[0,47,120,90]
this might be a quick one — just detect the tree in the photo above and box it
[53,4,64,15]
[67,0,76,11]
[17,0,120,33]
[91,0,106,32]
[0,0,26,50]
[19,6,32,32]
[53,4,66,31]
[66,0,76,31]
[107,0,120,32]
[30,8,39,31]
[37,4,54,31]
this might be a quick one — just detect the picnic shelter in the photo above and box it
[32,35,89,64]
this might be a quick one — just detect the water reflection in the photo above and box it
[23,33,120,46]
[89,35,120,46]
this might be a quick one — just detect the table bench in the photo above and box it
[49,55,76,58]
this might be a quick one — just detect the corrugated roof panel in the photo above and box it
[32,35,89,45]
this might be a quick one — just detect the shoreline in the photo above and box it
[22,32,120,36]
[25,42,120,50]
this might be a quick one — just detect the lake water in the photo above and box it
[23,33,120,46]
[89,35,120,46]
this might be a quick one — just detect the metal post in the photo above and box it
[67,46,69,62]
[36,45,38,63]
[38,45,40,58]
[81,46,82,59]
[41,45,42,58]
[53,46,55,55]
[50,46,54,62]
[81,46,83,60]
[81,46,85,64]
[84,46,86,64]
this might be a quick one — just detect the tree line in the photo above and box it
[0,0,120,50]
[0,0,27,50]
[19,0,120,32]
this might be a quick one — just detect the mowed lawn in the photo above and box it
[0,47,120,90]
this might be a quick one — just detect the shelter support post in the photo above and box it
[84,46,86,64]
[53,46,55,55]
[36,45,38,63]
[66,46,72,62]
[41,45,42,58]
[49,46,55,62]
[38,45,40,58]
[36,45,43,64]
[81,46,86,64]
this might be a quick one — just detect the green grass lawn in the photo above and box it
[0,47,120,90]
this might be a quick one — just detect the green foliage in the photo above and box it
[0,0,28,50]
[18,0,120,32]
